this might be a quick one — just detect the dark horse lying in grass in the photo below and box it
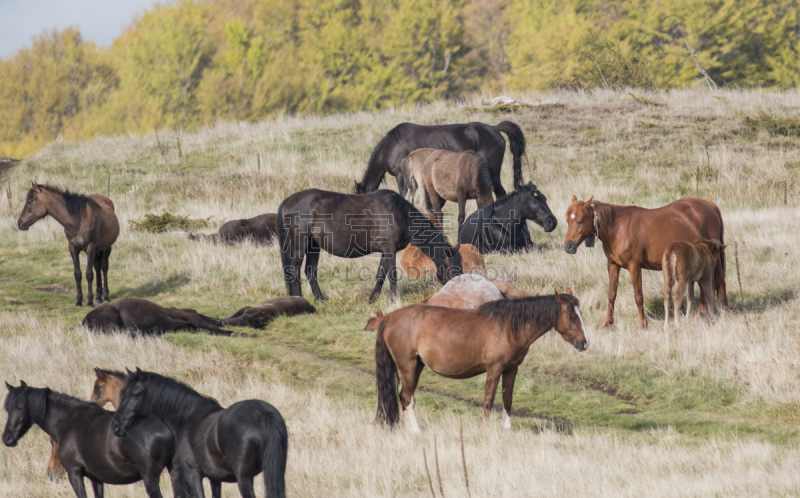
[458,182,557,253]
[374,291,588,432]
[356,121,526,198]
[564,196,727,329]
[18,183,119,306]
[278,189,462,303]
[223,296,316,329]
[190,213,277,244]
[83,298,236,336]
[4,381,177,498]
[112,368,288,498]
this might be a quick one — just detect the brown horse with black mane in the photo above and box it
[17,183,119,306]
[375,292,588,431]
[564,197,726,329]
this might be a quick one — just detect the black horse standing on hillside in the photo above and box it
[356,121,526,198]
[458,182,558,253]
[278,189,462,303]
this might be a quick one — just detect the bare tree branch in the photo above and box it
[685,39,718,90]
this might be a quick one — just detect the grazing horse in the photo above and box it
[112,368,288,498]
[356,121,526,198]
[399,148,437,209]
[82,298,237,336]
[458,182,557,253]
[190,213,277,244]
[17,183,120,306]
[564,197,727,329]
[278,189,462,303]
[3,382,175,498]
[401,243,484,279]
[374,292,588,431]
[223,296,316,329]
[420,150,495,236]
[663,239,727,330]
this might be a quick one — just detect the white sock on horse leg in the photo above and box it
[406,396,421,434]
[501,408,511,429]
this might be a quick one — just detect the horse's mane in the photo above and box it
[375,190,453,261]
[39,185,99,217]
[98,368,126,380]
[477,183,536,217]
[137,371,220,423]
[22,387,88,423]
[592,201,616,238]
[362,124,411,188]
[477,294,577,338]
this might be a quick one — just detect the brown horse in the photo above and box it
[375,292,588,431]
[564,197,727,329]
[421,150,495,236]
[663,239,727,330]
[190,213,277,244]
[222,296,316,329]
[401,243,484,279]
[17,183,120,306]
[399,148,437,210]
[82,298,237,336]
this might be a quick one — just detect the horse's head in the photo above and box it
[436,243,463,284]
[90,368,124,408]
[111,368,149,437]
[3,381,33,447]
[564,195,596,254]
[17,182,48,231]
[554,291,589,352]
[519,182,557,232]
[363,310,384,331]
[697,239,727,255]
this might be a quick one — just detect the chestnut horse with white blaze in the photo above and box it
[564,196,726,329]
[375,292,588,432]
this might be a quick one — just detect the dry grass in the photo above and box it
[2,89,800,496]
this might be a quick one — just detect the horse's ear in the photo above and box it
[566,287,573,295]
[586,196,594,206]
[554,292,564,305]
[5,381,13,391]
[125,367,133,376]
[94,367,107,381]
[31,181,41,192]
[571,195,578,203]
[720,244,727,251]
[376,310,384,317]
[20,380,28,390]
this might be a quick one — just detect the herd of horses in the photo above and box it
[4,119,728,497]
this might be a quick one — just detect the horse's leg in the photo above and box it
[69,244,83,306]
[101,247,111,301]
[235,476,256,498]
[140,470,164,498]
[66,471,89,498]
[210,479,222,498]
[284,241,305,298]
[456,193,467,240]
[714,250,728,308]
[602,262,620,328]
[427,186,445,232]
[630,264,648,329]
[673,277,688,329]
[369,253,395,303]
[89,477,104,498]
[93,251,103,304]
[85,242,97,308]
[47,439,65,481]
[396,172,407,198]
[663,274,671,332]
[399,359,425,434]
[501,366,519,429]
[304,242,326,301]
[701,276,717,318]
[481,367,503,424]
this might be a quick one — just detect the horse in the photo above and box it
[362,274,531,331]
[663,239,727,330]
[82,298,238,336]
[374,292,588,432]
[399,148,436,209]
[111,368,288,498]
[458,182,557,253]
[401,243,483,279]
[277,189,463,303]
[17,183,120,306]
[223,296,316,329]
[420,150,495,236]
[3,381,176,498]
[190,213,277,244]
[564,196,727,329]
[355,121,526,198]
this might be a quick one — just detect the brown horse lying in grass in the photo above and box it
[190,213,277,244]
[421,150,495,235]
[82,298,237,336]
[17,183,119,306]
[223,296,316,329]
[663,239,727,330]
[564,196,727,329]
[401,243,483,279]
[375,292,587,431]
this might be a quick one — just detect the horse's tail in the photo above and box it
[475,156,494,205]
[662,248,678,323]
[375,318,399,427]
[261,408,288,498]
[495,121,526,190]
[704,198,727,305]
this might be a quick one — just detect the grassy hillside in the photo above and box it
[1,89,800,496]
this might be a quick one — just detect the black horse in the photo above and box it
[111,368,288,498]
[3,381,176,498]
[277,189,463,303]
[458,182,558,253]
[356,121,526,198]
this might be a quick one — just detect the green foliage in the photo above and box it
[129,212,214,233]
[575,31,660,89]
[744,112,800,137]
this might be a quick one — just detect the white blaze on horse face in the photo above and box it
[406,396,421,434]
[570,214,576,220]
[575,305,588,347]
[502,408,511,429]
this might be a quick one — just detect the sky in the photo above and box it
[0,0,158,58]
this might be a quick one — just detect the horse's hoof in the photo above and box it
[600,322,613,329]
[46,468,63,482]
[87,302,95,308]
